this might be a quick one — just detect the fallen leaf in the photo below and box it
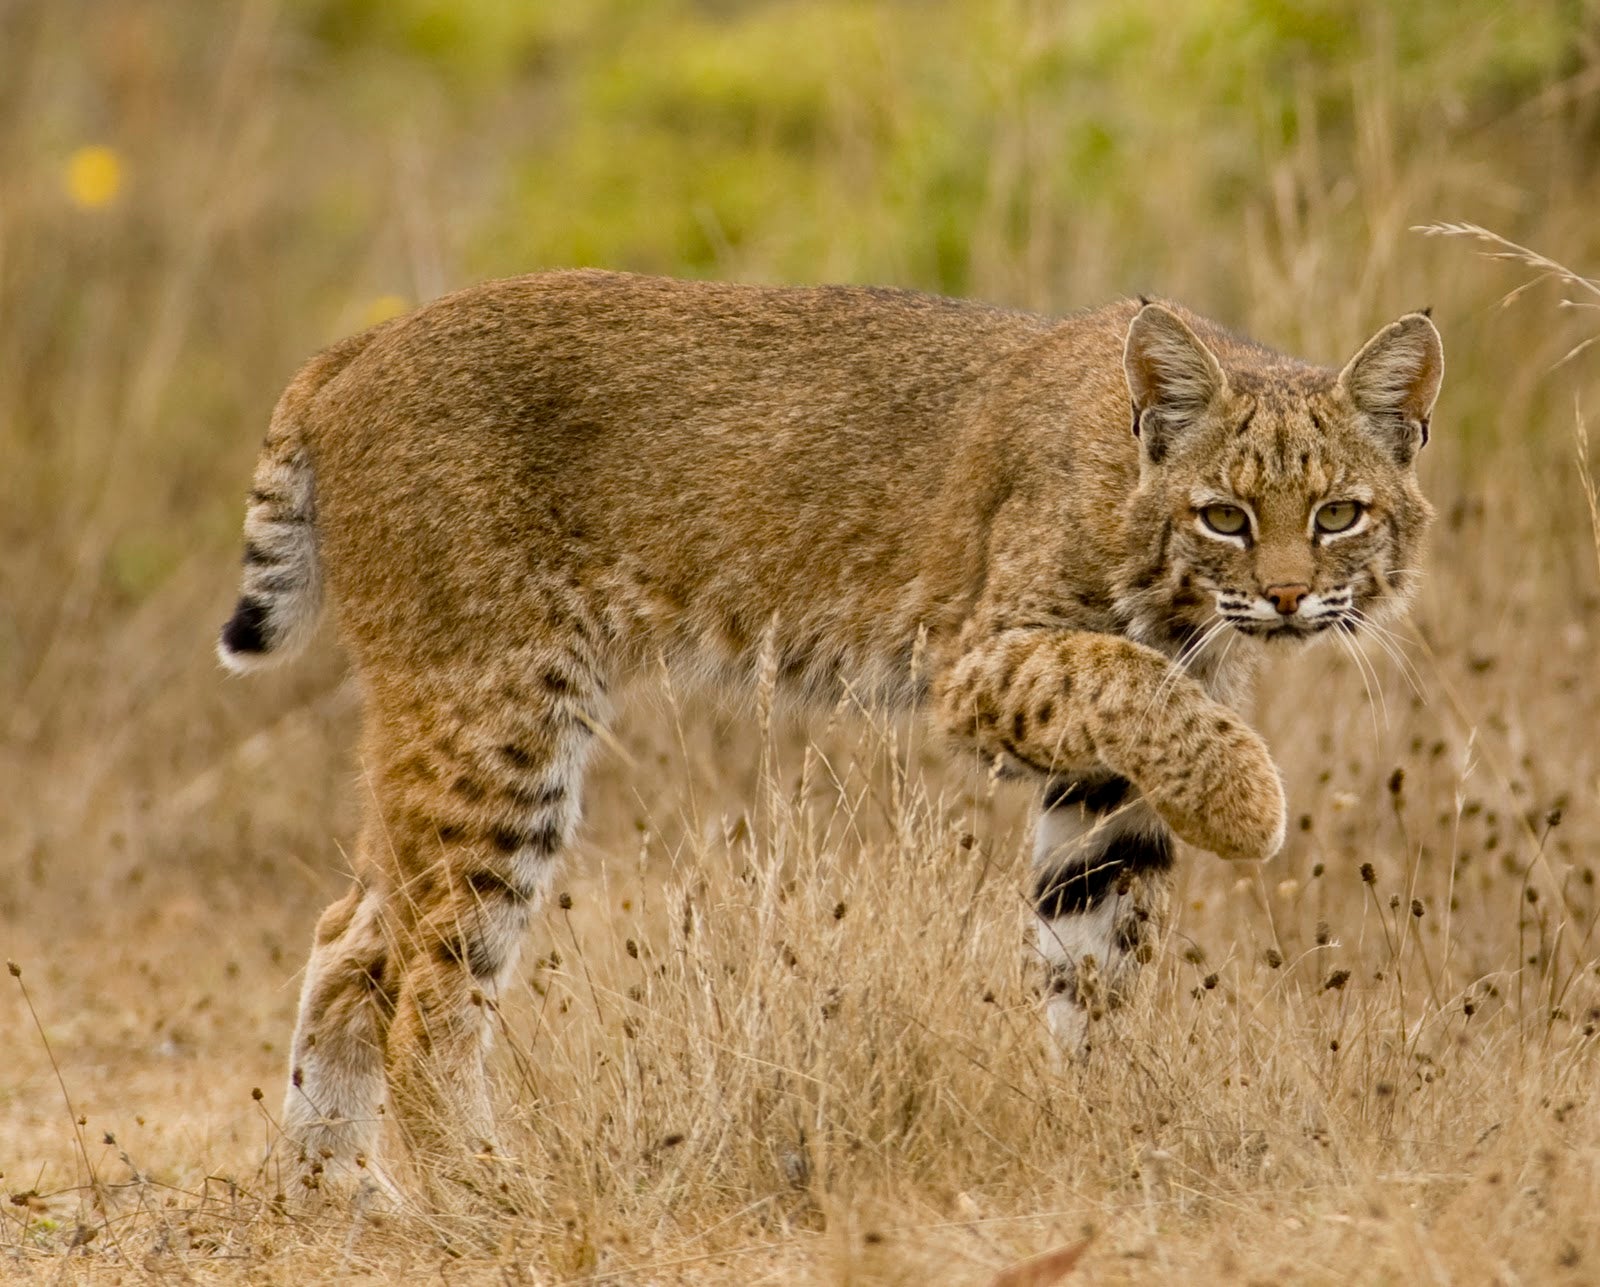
[988,1237,1092,1287]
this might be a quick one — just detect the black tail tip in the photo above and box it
[221,597,271,655]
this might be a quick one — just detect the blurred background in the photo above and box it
[5,1,1600,1278]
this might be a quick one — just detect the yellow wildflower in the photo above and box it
[65,145,124,209]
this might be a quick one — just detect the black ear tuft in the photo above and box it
[1137,293,1152,307]
[1419,305,1433,318]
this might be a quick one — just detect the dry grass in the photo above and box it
[6,2,1600,1282]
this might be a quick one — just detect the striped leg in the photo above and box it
[281,649,602,1201]
[377,679,598,1191]
[1032,775,1174,1055]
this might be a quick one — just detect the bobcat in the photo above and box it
[218,271,1441,1198]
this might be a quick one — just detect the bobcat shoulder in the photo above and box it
[217,270,1441,1195]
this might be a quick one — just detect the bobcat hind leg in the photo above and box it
[280,640,603,1207]
[280,868,400,1200]
[371,656,601,1202]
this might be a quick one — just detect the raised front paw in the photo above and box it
[1142,712,1286,863]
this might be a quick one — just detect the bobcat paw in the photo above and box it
[1145,716,1286,862]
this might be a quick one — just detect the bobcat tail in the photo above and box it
[217,331,375,673]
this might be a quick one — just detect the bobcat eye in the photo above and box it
[1315,500,1363,534]
[1200,504,1249,536]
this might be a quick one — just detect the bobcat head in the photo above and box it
[1116,301,1443,654]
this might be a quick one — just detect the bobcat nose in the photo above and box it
[1264,583,1310,615]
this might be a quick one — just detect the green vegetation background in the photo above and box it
[297,0,1581,290]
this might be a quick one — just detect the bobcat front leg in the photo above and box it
[933,627,1281,1053]
[1027,775,1174,1054]
[931,628,1286,863]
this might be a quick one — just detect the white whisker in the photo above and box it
[1334,621,1386,744]
[1348,609,1426,699]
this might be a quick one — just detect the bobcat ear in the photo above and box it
[1124,303,1228,463]
[1336,311,1443,462]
